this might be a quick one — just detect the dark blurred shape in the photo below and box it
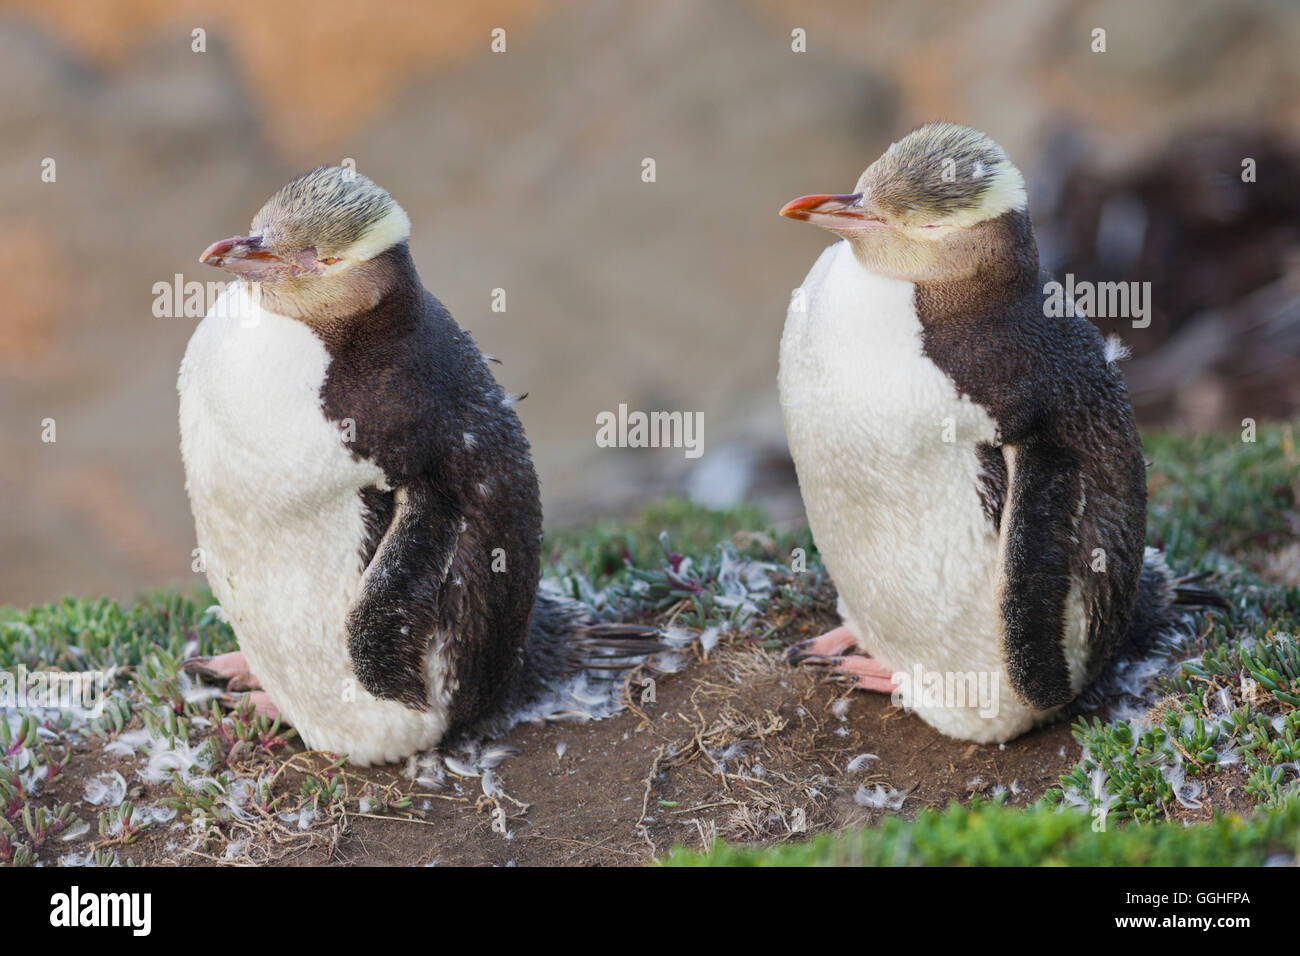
[1034,127,1300,428]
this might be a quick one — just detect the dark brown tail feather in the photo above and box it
[1069,558,1232,718]
[448,592,664,746]
[528,597,665,674]
[1128,558,1230,656]
[1171,571,1231,612]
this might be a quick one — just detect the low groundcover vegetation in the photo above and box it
[2,424,1297,866]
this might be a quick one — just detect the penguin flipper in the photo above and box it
[345,482,460,711]
[996,441,1081,710]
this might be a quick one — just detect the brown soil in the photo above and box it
[26,596,1105,867]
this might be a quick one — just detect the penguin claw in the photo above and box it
[181,655,219,678]
[217,690,282,722]
[823,673,858,686]
[788,652,842,667]
[787,626,860,665]
[831,654,899,694]
[183,651,262,691]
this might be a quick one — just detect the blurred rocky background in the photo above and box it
[1,0,1297,604]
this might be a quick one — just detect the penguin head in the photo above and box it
[780,122,1032,282]
[200,166,412,317]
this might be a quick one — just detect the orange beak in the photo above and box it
[199,235,322,280]
[779,193,888,233]
[200,235,276,268]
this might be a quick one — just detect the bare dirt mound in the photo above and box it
[35,601,1080,867]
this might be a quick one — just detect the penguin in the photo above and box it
[179,166,658,766]
[776,122,1223,744]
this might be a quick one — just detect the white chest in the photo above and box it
[177,284,447,765]
[777,242,1002,666]
[177,284,385,572]
[779,241,996,469]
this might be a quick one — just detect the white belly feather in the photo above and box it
[178,282,449,765]
[779,241,1054,741]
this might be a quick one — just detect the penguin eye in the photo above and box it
[319,256,342,265]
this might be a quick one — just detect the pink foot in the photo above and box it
[832,654,899,693]
[184,650,261,691]
[217,690,283,723]
[187,653,285,722]
[244,691,281,721]
[787,625,859,663]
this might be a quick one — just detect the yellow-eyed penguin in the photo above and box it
[179,167,657,766]
[777,123,1223,743]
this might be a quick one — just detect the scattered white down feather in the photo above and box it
[1216,686,1234,714]
[1090,765,1111,803]
[698,624,724,655]
[139,805,176,825]
[507,670,633,726]
[712,740,758,768]
[854,785,909,811]
[846,753,879,772]
[442,754,482,777]
[59,849,120,867]
[1061,748,1117,813]
[1103,335,1132,364]
[1081,619,1193,723]
[276,807,315,831]
[59,819,91,843]
[1164,763,1203,810]
[37,549,795,835]
[1241,675,1258,701]
[82,770,127,807]
[102,720,221,787]
[179,669,225,707]
[404,752,446,790]
[7,746,30,774]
